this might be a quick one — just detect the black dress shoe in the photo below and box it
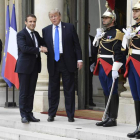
[47,116,54,122]
[96,118,109,126]
[127,128,139,138]
[21,117,29,124]
[29,116,40,122]
[68,118,75,122]
[103,118,117,127]
[135,131,140,139]
[89,102,96,107]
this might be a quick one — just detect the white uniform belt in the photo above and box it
[99,54,113,58]
[132,49,140,55]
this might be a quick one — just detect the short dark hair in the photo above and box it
[25,14,37,22]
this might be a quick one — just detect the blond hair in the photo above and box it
[48,8,61,17]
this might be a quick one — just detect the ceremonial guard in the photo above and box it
[123,0,140,139]
[93,0,124,127]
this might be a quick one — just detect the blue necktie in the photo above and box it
[54,26,59,61]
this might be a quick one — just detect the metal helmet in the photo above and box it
[133,0,140,10]
[102,0,116,20]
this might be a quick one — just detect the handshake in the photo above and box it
[40,46,48,53]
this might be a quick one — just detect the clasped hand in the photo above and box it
[122,27,135,39]
[95,28,105,39]
[40,46,48,53]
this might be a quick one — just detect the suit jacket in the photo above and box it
[0,39,2,64]
[42,22,82,76]
[15,28,42,74]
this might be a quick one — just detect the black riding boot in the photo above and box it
[127,101,140,138]
[103,94,119,127]
[96,96,110,126]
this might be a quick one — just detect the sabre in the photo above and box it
[130,0,133,26]
[98,0,102,28]
[102,78,115,121]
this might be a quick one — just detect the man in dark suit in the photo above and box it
[15,14,47,123]
[42,8,83,122]
[0,39,2,64]
[88,23,96,107]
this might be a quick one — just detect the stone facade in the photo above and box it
[0,0,137,125]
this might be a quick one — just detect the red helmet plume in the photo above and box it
[106,0,115,11]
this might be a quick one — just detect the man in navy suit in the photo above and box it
[42,8,83,122]
[0,39,2,64]
[15,14,47,123]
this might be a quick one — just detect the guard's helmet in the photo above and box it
[102,0,116,20]
[133,0,140,10]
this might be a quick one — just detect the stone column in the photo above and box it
[118,0,137,125]
[33,0,78,112]
[0,0,5,74]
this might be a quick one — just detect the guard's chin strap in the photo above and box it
[103,19,114,27]
[134,15,140,21]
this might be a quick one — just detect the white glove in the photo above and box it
[122,27,135,39]
[93,28,105,46]
[122,27,135,49]
[112,70,119,80]
[95,28,105,39]
[90,63,95,72]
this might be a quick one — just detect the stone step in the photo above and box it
[0,107,136,140]
[0,117,134,140]
[0,126,77,140]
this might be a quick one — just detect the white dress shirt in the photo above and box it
[52,22,63,53]
[52,22,82,62]
[26,27,38,48]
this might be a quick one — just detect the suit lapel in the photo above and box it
[24,28,34,46]
[49,25,53,50]
[34,32,40,47]
[61,22,66,48]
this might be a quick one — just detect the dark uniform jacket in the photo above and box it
[124,22,140,77]
[93,26,124,76]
